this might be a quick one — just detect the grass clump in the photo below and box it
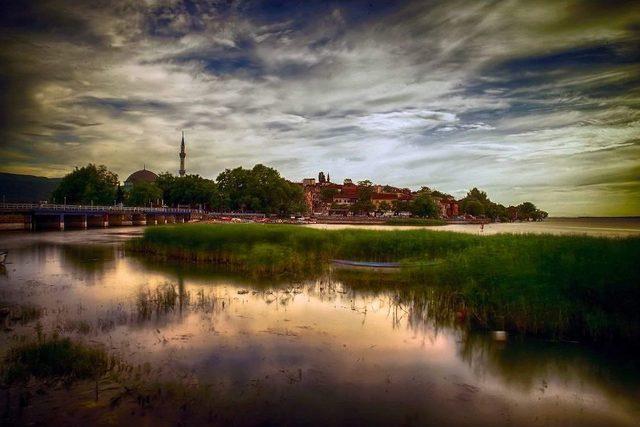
[385,218,446,226]
[136,282,186,319]
[0,302,43,328]
[2,336,113,385]
[128,224,335,274]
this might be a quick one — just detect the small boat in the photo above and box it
[331,259,401,269]
[0,250,7,264]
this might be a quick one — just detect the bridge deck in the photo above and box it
[0,203,197,215]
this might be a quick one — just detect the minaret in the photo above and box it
[179,131,186,177]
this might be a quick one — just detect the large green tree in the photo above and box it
[464,200,485,216]
[350,182,374,215]
[392,199,412,214]
[410,192,440,218]
[516,202,548,221]
[52,164,118,205]
[459,187,494,218]
[216,164,306,215]
[126,182,163,207]
[156,173,220,209]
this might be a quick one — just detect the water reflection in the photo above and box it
[59,244,118,276]
[0,229,638,426]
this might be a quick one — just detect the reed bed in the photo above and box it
[130,223,640,343]
[129,223,476,267]
[384,218,447,226]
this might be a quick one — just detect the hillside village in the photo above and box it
[300,172,456,218]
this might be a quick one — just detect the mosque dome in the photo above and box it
[124,168,158,185]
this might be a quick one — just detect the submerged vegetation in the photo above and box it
[0,302,43,329]
[2,336,113,386]
[131,223,640,344]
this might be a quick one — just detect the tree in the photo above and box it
[320,187,339,203]
[392,200,411,214]
[466,188,489,203]
[517,201,537,219]
[350,199,374,215]
[156,172,220,209]
[464,200,485,217]
[378,201,392,213]
[516,202,547,221]
[531,209,548,221]
[485,202,507,221]
[410,193,440,218]
[126,182,162,207]
[350,182,374,215]
[216,164,307,215]
[459,187,491,217]
[115,185,125,204]
[431,190,453,199]
[52,164,118,205]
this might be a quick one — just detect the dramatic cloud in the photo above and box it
[1,0,639,215]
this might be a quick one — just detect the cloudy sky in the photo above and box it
[1,0,639,216]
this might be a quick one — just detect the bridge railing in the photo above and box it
[0,203,200,214]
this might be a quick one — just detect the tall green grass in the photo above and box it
[406,234,640,341]
[130,223,640,343]
[130,223,476,267]
[384,218,447,226]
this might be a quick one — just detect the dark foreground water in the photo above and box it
[0,228,638,426]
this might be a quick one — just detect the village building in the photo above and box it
[123,167,158,191]
[300,172,459,219]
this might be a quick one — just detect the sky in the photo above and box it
[0,0,639,216]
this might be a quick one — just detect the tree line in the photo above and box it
[51,164,547,220]
[457,187,547,221]
[51,164,306,215]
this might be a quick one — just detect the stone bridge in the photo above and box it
[0,203,199,231]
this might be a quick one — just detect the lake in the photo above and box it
[0,227,638,426]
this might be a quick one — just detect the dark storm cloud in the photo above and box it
[0,0,639,215]
[73,96,175,115]
[0,0,109,46]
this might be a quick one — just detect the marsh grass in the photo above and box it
[384,218,447,226]
[130,224,640,343]
[1,335,115,386]
[134,283,229,320]
[129,223,476,266]
[0,302,43,328]
[136,283,185,320]
[404,234,640,342]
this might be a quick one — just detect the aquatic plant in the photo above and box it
[129,224,640,344]
[2,336,113,385]
[0,302,43,328]
[136,282,187,320]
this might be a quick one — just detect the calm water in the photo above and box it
[309,217,640,237]
[0,228,639,426]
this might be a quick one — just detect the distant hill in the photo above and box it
[0,172,62,203]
